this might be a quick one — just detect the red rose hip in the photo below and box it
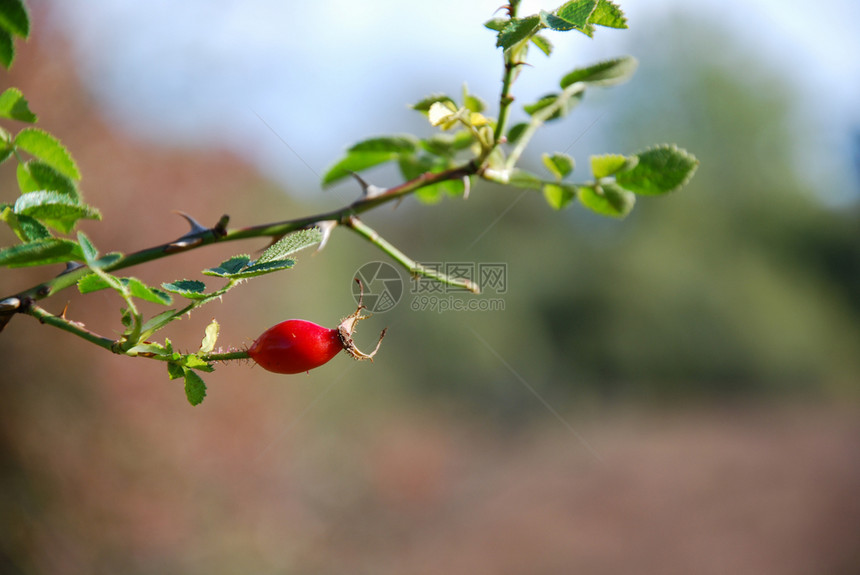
[248,284,386,374]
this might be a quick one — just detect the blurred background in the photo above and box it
[2,0,859,573]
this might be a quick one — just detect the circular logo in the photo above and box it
[352,261,403,313]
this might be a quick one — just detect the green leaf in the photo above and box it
[546,0,599,35]
[0,28,13,68]
[14,191,100,234]
[578,182,635,217]
[162,279,208,299]
[14,128,81,180]
[0,238,84,267]
[235,259,296,277]
[167,362,184,381]
[0,0,29,38]
[508,169,543,190]
[483,17,507,32]
[542,153,574,179]
[17,161,80,201]
[462,92,486,114]
[530,34,553,56]
[0,87,36,122]
[183,368,207,406]
[125,342,170,357]
[0,144,12,165]
[322,135,418,186]
[185,355,214,372]
[523,91,584,121]
[507,123,528,145]
[590,153,637,179]
[204,255,251,277]
[200,319,219,354]
[543,182,577,210]
[257,227,322,264]
[11,213,50,241]
[615,145,699,195]
[590,0,628,29]
[420,131,474,157]
[560,56,638,88]
[78,275,172,305]
[497,15,542,50]
[411,93,455,114]
[76,231,98,263]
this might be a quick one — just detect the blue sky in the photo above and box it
[45,0,860,202]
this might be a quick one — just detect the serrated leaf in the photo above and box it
[0,0,29,38]
[497,15,542,50]
[200,319,219,354]
[543,183,577,210]
[591,154,637,179]
[14,128,81,180]
[615,145,699,195]
[77,273,109,294]
[542,153,574,179]
[14,191,100,234]
[204,255,251,277]
[0,87,36,122]
[167,362,184,381]
[531,34,553,56]
[126,342,169,357]
[124,277,172,305]
[0,28,13,68]
[161,279,208,299]
[183,368,207,406]
[579,182,635,217]
[560,56,638,89]
[12,213,50,241]
[257,227,322,264]
[411,93,455,113]
[235,259,295,278]
[17,161,80,200]
[590,0,627,29]
[0,238,84,267]
[546,0,599,35]
[184,355,214,372]
[508,169,543,190]
[483,17,507,32]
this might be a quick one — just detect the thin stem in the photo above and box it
[345,216,480,293]
[200,350,250,362]
[493,2,520,145]
[26,304,117,352]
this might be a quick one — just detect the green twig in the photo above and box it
[345,216,480,293]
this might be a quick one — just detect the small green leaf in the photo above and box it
[483,17,507,32]
[497,15,542,50]
[542,153,574,179]
[77,273,108,294]
[14,191,100,234]
[167,362,184,381]
[126,342,169,357]
[140,310,182,338]
[462,91,486,114]
[183,368,207,406]
[124,278,172,305]
[14,128,81,180]
[507,123,528,145]
[543,183,577,210]
[162,279,208,299]
[420,131,474,157]
[0,0,29,38]
[0,238,84,267]
[17,161,80,200]
[236,259,295,278]
[184,355,214,372]
[590,0,628,29]
[0,87,36,122]
[590,153,636,179]
[12,213,50,241]
[523,91,584,121]
[0,28,13,68]
[560,56,638,88]
[200,319,219,354]
[204,255,251,277]
[321,135,408,186]
[578,182,635,217]
[545,0,599,35]
[411,93,456,114]
[508,169,543,190]
[76,231,98,264]
[530,34,553,56]
[257,227,322,264]
[615,145,699,195]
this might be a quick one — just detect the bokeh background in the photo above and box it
[2,1,859,573]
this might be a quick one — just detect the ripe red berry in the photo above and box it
[247,283,386,375]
